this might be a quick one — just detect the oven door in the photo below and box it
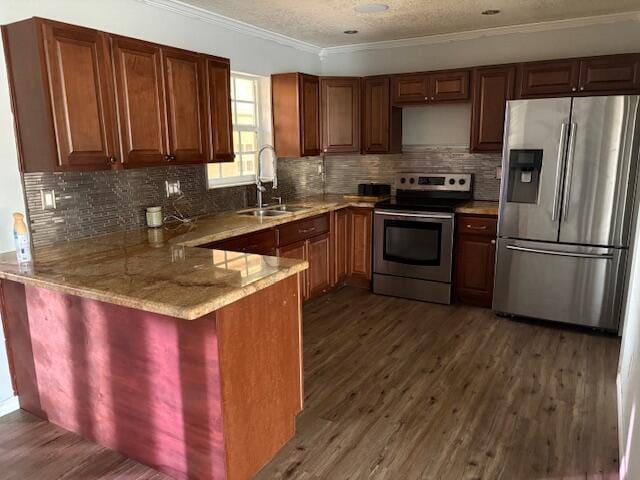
[373,210,453,282]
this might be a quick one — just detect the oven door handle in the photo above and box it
[374,211,453,220]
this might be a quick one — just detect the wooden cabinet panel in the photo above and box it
[199,229,277,256]
[42,22,118,170]
[321,77,361,154]
[206,57,234,162]
[516,59,580,98]
[348,208,372,283]
[162,48,207,164]
[300,74,321,156]
[112,36,168,167]
[278,214,330,247]
[392,74,428,104]
[455,215,497,308]
[278,241,309,301]
[362,76,402,154]
[333,209,349,285]
[271,73,320,158]
[578,55,640,93]
[308,234,331,299]
[470,66,516,152]
[430,70,470,101]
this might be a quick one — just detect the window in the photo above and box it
[207,73,267,188]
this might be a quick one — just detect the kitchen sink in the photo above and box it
[241,209,290,217]
[271,205,309,213]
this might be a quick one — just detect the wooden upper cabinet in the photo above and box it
[111,36,168,168]
[3,18,119,172]
[271,73,320,158]
[470,66,516,152]
[162,48,207,164]
[321,77,361,154]
[578,54,640,94]
[206,56,234,162]
[516,59,580,98]
[392,74,429,104]
[362,76,402,154]
[430,70,470,101]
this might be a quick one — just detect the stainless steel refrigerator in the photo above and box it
[493,95,640,331]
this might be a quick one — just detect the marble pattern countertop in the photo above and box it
[455,201,499,216]
[0,195,372,320]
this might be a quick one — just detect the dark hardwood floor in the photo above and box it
[0,287,620,479]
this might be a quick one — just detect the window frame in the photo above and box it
[207,72,262,189]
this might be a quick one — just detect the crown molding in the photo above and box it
[137,0,322,55]
[319,11,640,56]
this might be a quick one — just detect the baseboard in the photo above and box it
[0,395,19,417]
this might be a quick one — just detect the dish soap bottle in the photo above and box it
[13,212,32,264]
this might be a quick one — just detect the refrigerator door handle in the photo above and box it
[506,244,614,260]
[552,122,569,221]
[561,122,578,221]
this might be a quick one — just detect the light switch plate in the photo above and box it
[40,189,57,210]
[165,180,182,198]
[496,166,502,180]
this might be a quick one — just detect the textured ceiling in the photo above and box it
[179,0,640,47]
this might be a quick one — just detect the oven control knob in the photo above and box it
[449,178,456,185]
[459,178,466,185]
[409,178,415,184]
[400,177,406,184]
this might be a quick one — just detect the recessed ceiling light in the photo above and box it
[344,30,359,34]
[355,3,389,14]
[481,9,501,15]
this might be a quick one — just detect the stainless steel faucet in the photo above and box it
[256,145,278,208]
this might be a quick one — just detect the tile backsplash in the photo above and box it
[23,148,501,246]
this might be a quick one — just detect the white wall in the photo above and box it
[319,20,640,76]
[618,205,640,478]
[0,0,321,416]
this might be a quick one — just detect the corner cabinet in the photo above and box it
[3,17,234,172]
[454,215,497,308]
[321,77,361,154]
[470,66,516,152]
[271,73,321,158]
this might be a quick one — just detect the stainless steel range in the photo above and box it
[373,173,472,304]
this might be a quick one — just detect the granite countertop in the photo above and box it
[455,201,499,216]
[0,195,372,320]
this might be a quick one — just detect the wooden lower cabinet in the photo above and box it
[307,233,331,298]
[278,240,309,301]
[333,209,349,285]
[347,208,373,286]
[454,215,497,308]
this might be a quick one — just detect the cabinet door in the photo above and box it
[278,241,309,301]
[162,48,207,164]
[348,208,372,282]
[201,229,277,256]
[429,70,470,101]
[300,74,321,156]
[363,76,390,153]
[112,36,168,167]
[455,234,496,308]
[321,77,360,154]
[516,59,580,98]
[334,209,349,284]
[392,74,428,104]
[578,55,640,94]
[470,66,516,152]
[308,234,331,299]
[206,57,234,161]
[42,22,118,170]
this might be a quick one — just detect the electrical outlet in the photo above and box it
[165,180,182,198]
[40,189,57,210]
[496,166,502,180]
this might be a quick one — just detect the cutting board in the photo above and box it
[343,194,390,203]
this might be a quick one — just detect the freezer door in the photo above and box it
[493,239,625,330]
[499,98,573,242]
[559,96,640,247]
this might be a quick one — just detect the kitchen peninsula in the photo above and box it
[0,217,308,480]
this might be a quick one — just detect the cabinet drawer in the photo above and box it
[278,214,330,246]
[456,216,497,237]
[200,228,277,255]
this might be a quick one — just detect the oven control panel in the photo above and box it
[395,173,472,192]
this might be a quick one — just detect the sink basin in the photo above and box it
[241,209,290,217]
[271,205,309,213]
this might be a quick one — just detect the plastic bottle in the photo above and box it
[13,212,32,264]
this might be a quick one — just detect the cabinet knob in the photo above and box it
[108,156,117,164]
[424,96,428,101]
[580,86,584,91]
[491,239,496,245]
[431,97,435,100]
[571,87,577,92]
[165,154,176,161]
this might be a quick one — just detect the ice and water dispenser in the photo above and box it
[507,149,543,204]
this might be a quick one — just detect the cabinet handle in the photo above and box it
[165,154,176,161]
[466,224,487,230]
[298,227,316,234]
[108,156,117,164]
